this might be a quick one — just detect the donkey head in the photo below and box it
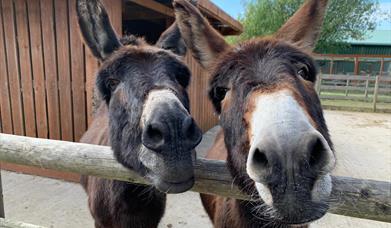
[77,0,202,193]
[174,0,335,224]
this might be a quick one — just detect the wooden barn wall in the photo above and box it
[0,0,122,141]
[0,0,217,144]
[185,54,218,131]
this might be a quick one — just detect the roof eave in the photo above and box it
[195,0,243,35]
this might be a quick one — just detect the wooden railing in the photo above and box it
[0,133,390,223]
[316,74,391,112]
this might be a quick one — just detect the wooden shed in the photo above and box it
[0,0,242,179]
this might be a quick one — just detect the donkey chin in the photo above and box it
[138,89,202,193]
[245,90,336,225]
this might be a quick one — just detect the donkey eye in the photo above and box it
[297,67,309,79]
[107,79,120,91]
[214,87,229,101]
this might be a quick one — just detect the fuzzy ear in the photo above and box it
[173,0,230,69]
[76,0,122,60]
[274,0,329,52]
[156,22,187,57]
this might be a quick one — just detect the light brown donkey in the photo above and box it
[173,0,335,227]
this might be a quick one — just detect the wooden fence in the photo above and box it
[316,74,391,112]
[314,54,390,76]
[0,0,217,143]
[0,0,121,141]
[0,133,390,223]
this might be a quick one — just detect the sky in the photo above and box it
[212,0,391,30]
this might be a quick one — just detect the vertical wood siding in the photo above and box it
[186,53,218,131]
[0,0,217,143]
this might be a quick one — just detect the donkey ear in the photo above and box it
[156,22,187,57]
[173,0,230,69]
[274,0,328,52]
[76,0,122,60]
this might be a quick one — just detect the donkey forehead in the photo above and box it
[100,46,186,76]
[212,39,315,84]
[107,45,178,64]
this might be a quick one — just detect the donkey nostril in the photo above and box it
[142,122,166,151]
[182,117,195,137]
[253,148,268,168]
[147,125,163,143]
[308,138,325,168]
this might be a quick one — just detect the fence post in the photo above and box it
[364,74,370,100]
[329,58,334,75]
[373,76,380,112]
[345,78,350,96]
[316,73,322,95]
[0,170,4,218]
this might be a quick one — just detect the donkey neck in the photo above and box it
[80,103,110,146]
[108,179,166,214]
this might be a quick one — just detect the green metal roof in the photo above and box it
[347,30,391,46]
[339,44,391,55]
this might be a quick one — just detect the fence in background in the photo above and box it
[316,74,391,112]
[315,54,390,76]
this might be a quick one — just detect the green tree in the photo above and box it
[229,0,378,53]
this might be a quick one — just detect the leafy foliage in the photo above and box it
[229,0,379,53]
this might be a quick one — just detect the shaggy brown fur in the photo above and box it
[174,0,333,227]
[76,0,202,227]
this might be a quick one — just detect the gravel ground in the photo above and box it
[2,110,390,228]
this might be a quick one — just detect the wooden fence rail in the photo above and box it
[0,133,390,223]
[0,218,46,228]
[317,74,391,112]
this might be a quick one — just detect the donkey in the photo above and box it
[173,0,336,227]
[76,0,202,227]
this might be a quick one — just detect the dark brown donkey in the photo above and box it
[76,0,202,227]
[173,0,336,227]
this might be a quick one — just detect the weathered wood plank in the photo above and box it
[103,0,122,35]
[315,54,391,59]
[373,76,380,112]
[321,74,377,81]
[2,0,25,136]
[15,0,37,137]
[41,0,61,140]
[0,1,13,134]
[0,218,46,228]
[28,0,48,139]
[0,169,4,218]
[186,53,218,131]
[69,0,87,141]
[129,0,174,17]
[84,50,99,126]
[0,133,389,222]
[197,0,243,34]
[320,74,391,82]
[54,0,73,141]
[321,85,390,93]
[0,108,2,133]
[84,0,122,127]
